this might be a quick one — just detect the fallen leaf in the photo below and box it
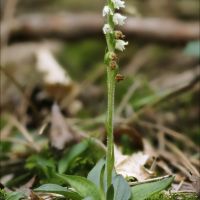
[36,48,71,85]
[50,103,77,149]
[115,146,151,181]
[36,47,82,113]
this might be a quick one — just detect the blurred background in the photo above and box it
[0,0,199,196]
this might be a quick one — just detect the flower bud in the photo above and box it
[109,52,118,61]
[115,31,125,39]
[109,61,117,70]
[115,73,124,82]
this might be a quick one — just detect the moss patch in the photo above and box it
[147,192,198,200]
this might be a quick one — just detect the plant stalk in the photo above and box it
[105,4,116,187]
[106,65,116,188]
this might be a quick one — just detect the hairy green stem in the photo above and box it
[106,65,116,188]
[105,1,116,188]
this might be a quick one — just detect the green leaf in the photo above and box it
[113,175,131,200]
[184,40,200,58]
[87,159,106,199]
[83,197,93,200]
[0,189,7,200]
[87,159,105,188]
[56,174,102,200]
[34,183,82,200]
[5,192,25,200]
[58,140,89,174]
[26,154,56,178]
[87,159,131,200]
[131,176,174,200]
[106,184,114,200]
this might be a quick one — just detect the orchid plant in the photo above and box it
[33,1,174,199]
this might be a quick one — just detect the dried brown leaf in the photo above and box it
[50,103,76,149]
[114,146,151,181]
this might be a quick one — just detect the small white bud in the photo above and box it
[115,39,128,51]
[103,24,113,34]
[102,6,113,17]
[111,0,125,9]
[113,13,127,25]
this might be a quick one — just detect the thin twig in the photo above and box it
[129,175,173,186]
[160,151,191,178]
[1,13,199,42]
[176,179,185,191]
[67,123,106,152]
[165,141,200,176]
[157,161,173,175]
[116,80,140,117]
[126,72,200,123]
[0,123,13,139]
[137,120,198,151]
[2,137,32,148]
[5,114,41,152]
[0,66,38,115]
[1,0,18,46]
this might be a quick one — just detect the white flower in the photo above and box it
[103,24,113,34]
[113,13,126,25]
[115,39,128,51]
[111,0,125,9]
[102,5,113,16]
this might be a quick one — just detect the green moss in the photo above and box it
[147,192,198,200]
[0,189,7,200]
